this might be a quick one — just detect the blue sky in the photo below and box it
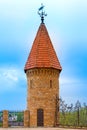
[0,0,87,110]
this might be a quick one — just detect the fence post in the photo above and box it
[24,110,29,127]
[3,110,8,128]
[77,107,80,126]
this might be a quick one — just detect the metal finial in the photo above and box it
[38,4,47,24]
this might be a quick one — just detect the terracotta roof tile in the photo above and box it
[24,23,62,72]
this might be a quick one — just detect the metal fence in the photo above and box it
[8,111,24,127]
[0,111,3,127]
[59,99,87,127]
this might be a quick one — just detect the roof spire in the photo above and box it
[38,3,47,24]
[24,23,62,72]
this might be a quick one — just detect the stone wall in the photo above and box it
[1,110,29,128]
[26,68,60,127]
[24,110,30,127]
[3,110,8,128]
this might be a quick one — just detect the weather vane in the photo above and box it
[38,3,47,24]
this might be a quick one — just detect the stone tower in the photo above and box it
[24,6,62,127]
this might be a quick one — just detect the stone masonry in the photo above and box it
[24,110,30,127]
[26,68,60,127]
[3,110,8,128]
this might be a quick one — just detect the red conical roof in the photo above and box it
[24,23,62,72]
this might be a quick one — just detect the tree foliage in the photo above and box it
[59,99,87,127]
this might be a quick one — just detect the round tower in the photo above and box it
[24,6,62,127]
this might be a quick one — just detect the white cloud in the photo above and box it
[60,75,87,89]
[0,67,26,92]
[60,77,74,85]
[60,76,87,104]
[3,71,18,82]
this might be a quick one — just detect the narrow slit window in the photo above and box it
[30,80,33,88]
[50,80,52,88]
